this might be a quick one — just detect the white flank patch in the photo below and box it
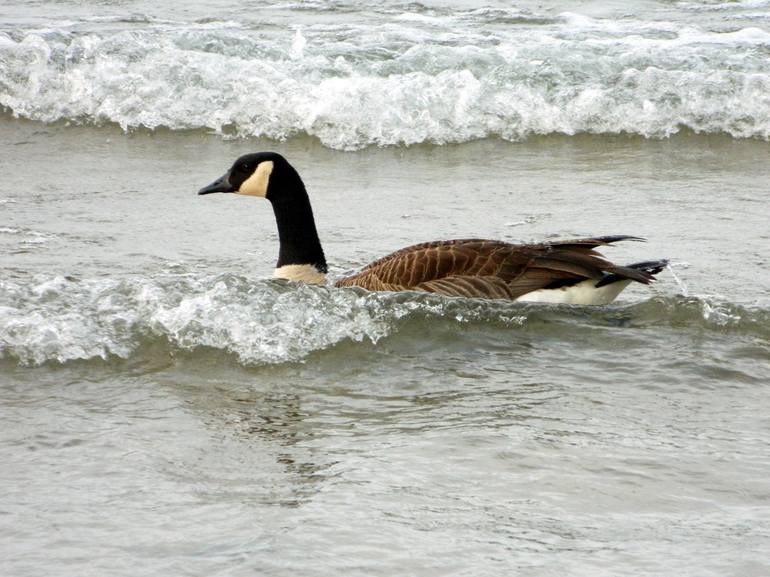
[274,264,326,284]
[516,279,632,305]
[238,160,274,197]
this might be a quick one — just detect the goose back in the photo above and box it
[335,236,656,300]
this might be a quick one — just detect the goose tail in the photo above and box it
[596,259,668,288]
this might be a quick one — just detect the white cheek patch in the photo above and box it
[238,160,274,197]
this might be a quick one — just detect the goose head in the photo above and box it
[197,152,328,282]
[198,152,303,202]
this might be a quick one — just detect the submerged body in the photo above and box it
[334,237,665,306]
[198,152,666,305]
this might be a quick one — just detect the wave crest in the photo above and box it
[2,12,769,149]
[1,274,767,367]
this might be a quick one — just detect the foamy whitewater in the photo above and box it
[2,1,770,148]
[1,273,768,367]
[1,2,769,576]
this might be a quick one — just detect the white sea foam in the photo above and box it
[1,274,520,366]
[677,0,770,11]
[1,8,769,149]
[0,275,391,365]
[1,274,766,367]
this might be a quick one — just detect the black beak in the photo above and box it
[198,172,235,195]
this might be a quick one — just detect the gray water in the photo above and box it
[2,1,770,576]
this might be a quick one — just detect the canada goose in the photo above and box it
[198,152,666,305]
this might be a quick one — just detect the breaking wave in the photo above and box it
[1,274,767,367]
[1,6,769,149]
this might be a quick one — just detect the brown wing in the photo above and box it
[335,239,521,291]
[334,236,654,299]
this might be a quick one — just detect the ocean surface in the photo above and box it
[2,1,770,576]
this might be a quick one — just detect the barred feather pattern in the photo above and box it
[334,236,658,300]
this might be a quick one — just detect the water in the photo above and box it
[2,1,770,576]
[2,0,770,148]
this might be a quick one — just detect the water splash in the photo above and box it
[1,8,769,149]
[666,263,690,297]
[1,273,767,367]
[290,27,307,60]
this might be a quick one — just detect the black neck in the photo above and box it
[269,189,327,273]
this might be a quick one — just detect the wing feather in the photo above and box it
[417,276,519,300]
[335,236,657,298]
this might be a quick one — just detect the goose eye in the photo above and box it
[241,163,249,171]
